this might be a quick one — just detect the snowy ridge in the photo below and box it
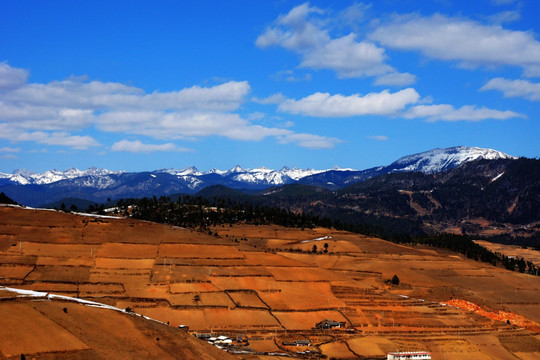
[0,147,517,191]
[0,167,124,185]
[0,165,328,187]
[388,146,516,174]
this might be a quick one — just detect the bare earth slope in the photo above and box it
[1,205,539,359]
[0,289,237,360]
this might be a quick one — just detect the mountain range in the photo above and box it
[0,146,518,207]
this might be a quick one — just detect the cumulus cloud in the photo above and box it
[0,63,338,150]
[370,14,540,77]
[111,140,191,153]
[404,104,525,122]
[0,123,100,150]
[0,62,28,91]
[278,133,342,149]
[374,72,417,86]
[481,78,540,101]
[256,3,413,82]
[278,88,420,117]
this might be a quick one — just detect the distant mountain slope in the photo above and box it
[299,158,539,233]
[299,146,516,189]
[387,146,516,174]
[0,146,519,206]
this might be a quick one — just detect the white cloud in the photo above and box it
[370,14,540,77]
[374,72,417,86]
[252,93,286,105]
[0,121,96,151]
[111,140,190,153]
[0,146,21,152]
[300,33,394,78]
[96,111,290,141]
[0,154,17,159]
[278,133,342,149]
[487,10,520,24]
[0,63,337,150]
[39,132,100,149]
[256,3,405,80]
[404,104,525,122]
[0,62,28,91]
[368,135,388,141]
[4,77,249,111]
[278,88,420,117]
[256,3,327,51]
[481,78,540,101]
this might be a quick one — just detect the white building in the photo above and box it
[387,351,431,360]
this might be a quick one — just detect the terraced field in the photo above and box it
[1,205,539,359]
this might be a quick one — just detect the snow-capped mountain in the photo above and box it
[298,146,516,189]
[387,146,517,174]
[0,146,519,207]
[0,167,124,185]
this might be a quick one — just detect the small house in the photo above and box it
[315,319,346,329]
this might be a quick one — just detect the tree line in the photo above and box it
[84,194,539,277]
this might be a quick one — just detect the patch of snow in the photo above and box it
[0,286,168,325]
[73,212,124,220]
[300,236,332,244]
[491,172,505,183]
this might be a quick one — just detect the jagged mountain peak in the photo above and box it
[228,165,245,174]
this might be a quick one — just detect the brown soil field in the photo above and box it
[97,243,158,258]
[347,336,395,356]
[0,289,236,360]
[95,257,155,269]
[244,338,280,352]
[475,240,540,267]
[0,301,90,357]
[266,266,349,281]
[25,265,91,282]
[210,275,278,291]
[242,251,312,267]
[227,290,268,308]
[272,310,348,330]
[168,291,234,307]
[319,340,356,358]
[0,264,34,280]
[258,281,344,310]
[2,206,540,359]
[169,282,219,293]
[36,256,94,266]
[158,243,242,258]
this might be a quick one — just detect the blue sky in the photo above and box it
[0,0,539,173]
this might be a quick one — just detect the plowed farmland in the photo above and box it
[1,205,539,359]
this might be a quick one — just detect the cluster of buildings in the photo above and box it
[387,351,432,359]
